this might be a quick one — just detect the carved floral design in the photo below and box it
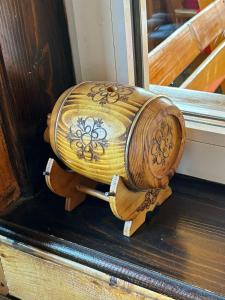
[151,121,173,165]
[136,189,160,212]
[87,82,134,105]
[67,117,108,161]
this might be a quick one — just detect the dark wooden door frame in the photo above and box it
[0,0,75,197]
[0,47,30,194]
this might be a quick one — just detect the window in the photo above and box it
[64,0,225,184]
[138,0,225,183]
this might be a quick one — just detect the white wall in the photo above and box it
[64,0,135,85]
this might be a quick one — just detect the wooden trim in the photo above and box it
[181,40,225,92]
[111,0,135,85]
[0,243,172,300]
[64,0,135,84]
[0,220,222,300]
[148,0,225,85]
[0,47,29,193]
[0,257,8,296]
[132,0,149,88]
[0,126,20,212]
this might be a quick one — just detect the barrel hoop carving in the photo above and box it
[87,82,134,105]
[151,121,173,166]
[67,117,109,162]
[136,189,160,212]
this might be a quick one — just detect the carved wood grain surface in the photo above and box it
[0,176,224,299]
[50,82,185,190]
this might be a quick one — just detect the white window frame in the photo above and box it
[64,0,225,184]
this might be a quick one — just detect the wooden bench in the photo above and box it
[148,0,225,93]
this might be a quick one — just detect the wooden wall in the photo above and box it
[0,0,75,196]
[0,124,20,212]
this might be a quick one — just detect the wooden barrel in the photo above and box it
[49,81,185,190]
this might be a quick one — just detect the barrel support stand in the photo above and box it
[44,158,172,237]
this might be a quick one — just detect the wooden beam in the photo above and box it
[198,0,215,9]
[181,40,225,92]
[198,0,225,50]
[148,0,225,85]
[198,0,225,92]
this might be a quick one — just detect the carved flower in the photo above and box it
[87,82,134,105]
[151,121,173,165]
[136,189,160,212]
[67,117,108,161]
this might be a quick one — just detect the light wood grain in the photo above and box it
[109,175,172,236]
[45,158,97,211]
[198,0,225,92]
[198,0,225,50]
[0,258,8,296]
[128,98,185,189]
[181,40,225,92]
[0,243,173,300]
[45,159,173,236]
[148,0,225,85]
[198,0,213,7]
[49,82,185,190]
[46,81,185,236]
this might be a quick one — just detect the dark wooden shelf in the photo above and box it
[0,175,225,299]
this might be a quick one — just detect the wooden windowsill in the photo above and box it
[0,175,224,299]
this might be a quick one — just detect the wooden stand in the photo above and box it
[44,158,172,237]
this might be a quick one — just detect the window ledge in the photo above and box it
[149,85,225,184]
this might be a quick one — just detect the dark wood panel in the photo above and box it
[0,175,225,299]
[0,0,74,194]
[0,47,28,194]
[0,125,20,212]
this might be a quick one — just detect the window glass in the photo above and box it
[147,0,199,52]
[146,0,223,93]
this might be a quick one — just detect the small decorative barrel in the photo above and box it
[49,81,185,191]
